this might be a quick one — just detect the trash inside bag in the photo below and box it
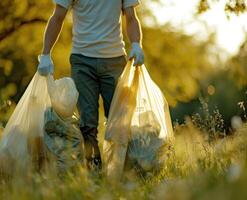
[126,111,168,174]
[44,107,84,174]
[0,73,51,169]
[103,61,173,181]
[44,76,83,174]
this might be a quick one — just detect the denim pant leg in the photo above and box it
[98,55,127,118]
[70,54,102,167]
[70,54,99,128]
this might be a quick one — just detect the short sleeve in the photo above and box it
[122,0,140,9]
[53,0,72,9]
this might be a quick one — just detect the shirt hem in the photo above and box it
[123,1,140,9]
[71,49,127,58]
[53,0,70,9]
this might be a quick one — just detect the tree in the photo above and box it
[0,0,51,41]
[198,0,247,15]
[140,25,216,105]
[227,36,247,87]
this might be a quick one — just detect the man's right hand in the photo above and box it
[37,54,54,76]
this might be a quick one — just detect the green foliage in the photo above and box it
[197,0,247,15]
[227,38,247,87]
[225,0,247,15]
[1,123,247,199]
[192,97,225,141]
[142,26,214,105]
[170,69,247,132]
[0,0,51,41]
[198,0,211,13]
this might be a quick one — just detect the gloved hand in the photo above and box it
[129,42,144,66]
[37,54,54,76]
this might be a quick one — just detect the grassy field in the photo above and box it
[0,118,247,200]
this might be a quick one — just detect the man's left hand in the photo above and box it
[129,42,144,66]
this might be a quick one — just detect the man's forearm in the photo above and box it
[126,11,142,45]
[37,5,67,75]
[124,7,144,65]
[42,15,64,54]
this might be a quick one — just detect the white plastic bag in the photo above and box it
[0,73,51,168]
[103,61,173,181]
[47,75,79,119]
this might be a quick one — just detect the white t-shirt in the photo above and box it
[54,0,140,58]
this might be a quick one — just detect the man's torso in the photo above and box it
[55,0,139,58]
[72,0,125,58]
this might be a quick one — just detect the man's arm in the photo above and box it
[42,4,68,54]
[38,4,68,76]
[124,7,144,66]
[124,7,142,44]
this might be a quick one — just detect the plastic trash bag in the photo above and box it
[0,73,51,170]
[47,75,79,119]
[0,73,80,175]
[103,61,173,181]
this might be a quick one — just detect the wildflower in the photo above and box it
[238,101,245,110]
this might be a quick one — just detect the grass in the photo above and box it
[1,118,247,200]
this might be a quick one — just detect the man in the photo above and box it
[38,0,144,170]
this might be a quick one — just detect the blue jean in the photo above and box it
[70,53,127,128]
[70,54,126,168]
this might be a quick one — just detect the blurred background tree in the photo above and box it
[1,0,247,132]
[198,0,246,15]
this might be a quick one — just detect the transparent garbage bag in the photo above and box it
[103,61,173,181]
[0,73,80,174]
[0,73,51,171]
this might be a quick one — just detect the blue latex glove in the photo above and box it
[37,54,54,76]
[129,42,144,66]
